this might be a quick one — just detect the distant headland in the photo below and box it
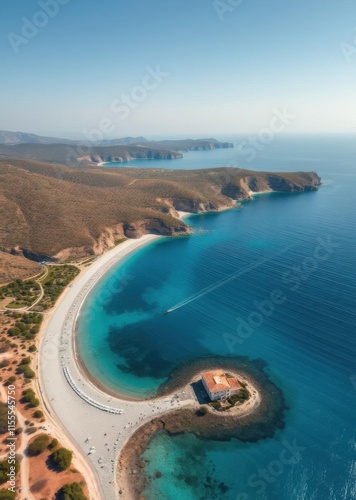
[0,131,233,166]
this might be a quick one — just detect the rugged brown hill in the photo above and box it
[0,158,320,271]
[0,252,42,284]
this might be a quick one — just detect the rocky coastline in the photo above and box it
[117,355,288,499]
[0,160,321,269]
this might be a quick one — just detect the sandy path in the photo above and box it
[0,366,36,500]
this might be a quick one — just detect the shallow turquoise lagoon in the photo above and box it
[78,135,356,499]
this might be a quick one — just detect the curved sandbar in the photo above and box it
[38,234,286,500]
[117,356,287,499]
[39,235,189,500]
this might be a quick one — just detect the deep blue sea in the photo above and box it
[78,135,356,499]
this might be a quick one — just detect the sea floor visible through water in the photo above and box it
[78,135,356,499]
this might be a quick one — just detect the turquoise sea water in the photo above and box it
[78,135,356,499]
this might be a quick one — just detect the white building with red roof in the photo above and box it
[202,370,242,401]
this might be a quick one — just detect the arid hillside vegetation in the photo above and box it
[0,158,320,274]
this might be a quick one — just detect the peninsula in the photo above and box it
[117,356,287,499]
[0,157,321,278]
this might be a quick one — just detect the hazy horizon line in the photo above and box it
[1,128,355,141]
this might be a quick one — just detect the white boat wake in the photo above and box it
[165,244,295,314]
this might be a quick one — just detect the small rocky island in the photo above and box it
[117,355,288,499]
[200,369,253,411]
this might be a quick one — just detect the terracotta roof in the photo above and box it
[202,370,241,393]
[226,377,241,390]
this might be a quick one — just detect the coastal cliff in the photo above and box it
[0,143,183,166]
[0,138,232,166]
[53,219,190,262]
[223,171,321,200]
[140,138,234,152]
[0,159,321,271]
[78,148,183,165]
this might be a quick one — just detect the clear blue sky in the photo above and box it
[1,0,356,138]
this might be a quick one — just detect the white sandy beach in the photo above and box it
[38,235,195,499]
[248,189,274,196]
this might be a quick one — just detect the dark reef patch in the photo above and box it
[118,355,288,499]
